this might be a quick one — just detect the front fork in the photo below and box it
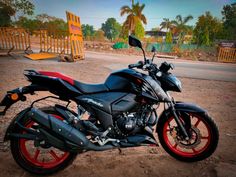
[168,101,190,141]
[171,105,190,140]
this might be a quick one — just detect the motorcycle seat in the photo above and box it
[38,71,109,94]
[74,81,109,94]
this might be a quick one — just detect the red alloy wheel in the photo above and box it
[19,114,70,168]
[162,114,212,158]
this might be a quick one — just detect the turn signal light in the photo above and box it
[10,93,19,101]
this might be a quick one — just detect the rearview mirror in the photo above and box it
[129,35,142,49]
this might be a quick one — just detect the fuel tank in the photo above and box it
[105,69,169,102]
[105,69,145,93]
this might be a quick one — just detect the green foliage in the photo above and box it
[94,30,105,41]
[120,2,147,34]
[160,18,174,31]
[134,20,145,39]
[113,42,128,49]
[221,4,236,40]
[15,15,68,33]
[0,2,15,26]
[101,18,121,41]
[15,16,41,32]
[120,25,129,41]
[172,15,193,44]
[44,19,68,32]
[165,31,173,43]
[82,24,95,40]
[194,11,223,46]
[2,0,35,16]
[36,13,58,23]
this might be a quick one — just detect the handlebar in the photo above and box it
[128,60,174,75]
[128,61,144,69]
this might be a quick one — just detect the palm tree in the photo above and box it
[160,18,174,32]
[131,0,134,6]
[172,15,193,44]
[120,2,147,34]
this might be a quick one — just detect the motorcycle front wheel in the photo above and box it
[10,107,78,175]
[157,112,219,162]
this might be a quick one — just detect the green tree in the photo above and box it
[94,30,105,41]
[1,0,34,17]
[45,19,68,32]
[120,25,129,41]
[15,14,68,33]
[160,18,174,32]
[172,15,193,44]
[15,16,41,32]
[120,2,147,35]
[0,2,15,26]
[165,31,173,43]
[221,4,236,40]
[194,11,223,46]
[36,13,55,23]
[134,20,145,39]
[131,0,134,6]
[101,18,121,41]
[82,24,95,40]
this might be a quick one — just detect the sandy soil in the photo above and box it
[0,54,236,177]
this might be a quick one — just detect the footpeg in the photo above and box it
[95,127,119,146]
[95,136,119,146]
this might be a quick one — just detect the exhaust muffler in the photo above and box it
[27,108,114,151]
[28,108,89,148]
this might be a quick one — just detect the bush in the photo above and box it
[113,42,128,49]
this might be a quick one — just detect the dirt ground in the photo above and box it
[0,54,236,177]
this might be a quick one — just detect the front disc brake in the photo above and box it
[172,126,202,149]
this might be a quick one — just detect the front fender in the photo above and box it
[174,102,207,113]
[157,102,208,130]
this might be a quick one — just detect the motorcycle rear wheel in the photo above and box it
[157,112,219,162]
[10,107,77,175]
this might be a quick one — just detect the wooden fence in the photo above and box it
[38,30,71,55]
[0,27,31,54]
[0,27,84,61]
[218,47,236,63]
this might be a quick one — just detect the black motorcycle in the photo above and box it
[0,36,219,175]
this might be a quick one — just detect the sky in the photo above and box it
[32,0,236,30]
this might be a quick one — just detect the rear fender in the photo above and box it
[4,107,31,141]
[0,84,46,115]
[54,104,78,123]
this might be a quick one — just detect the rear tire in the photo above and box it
[157,112,219,162]
[10,107,78,175]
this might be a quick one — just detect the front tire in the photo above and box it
[10,107,77,175]
[157,112,219,162]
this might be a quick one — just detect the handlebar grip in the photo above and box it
[128,64,137,69]
[128,61,144,69]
